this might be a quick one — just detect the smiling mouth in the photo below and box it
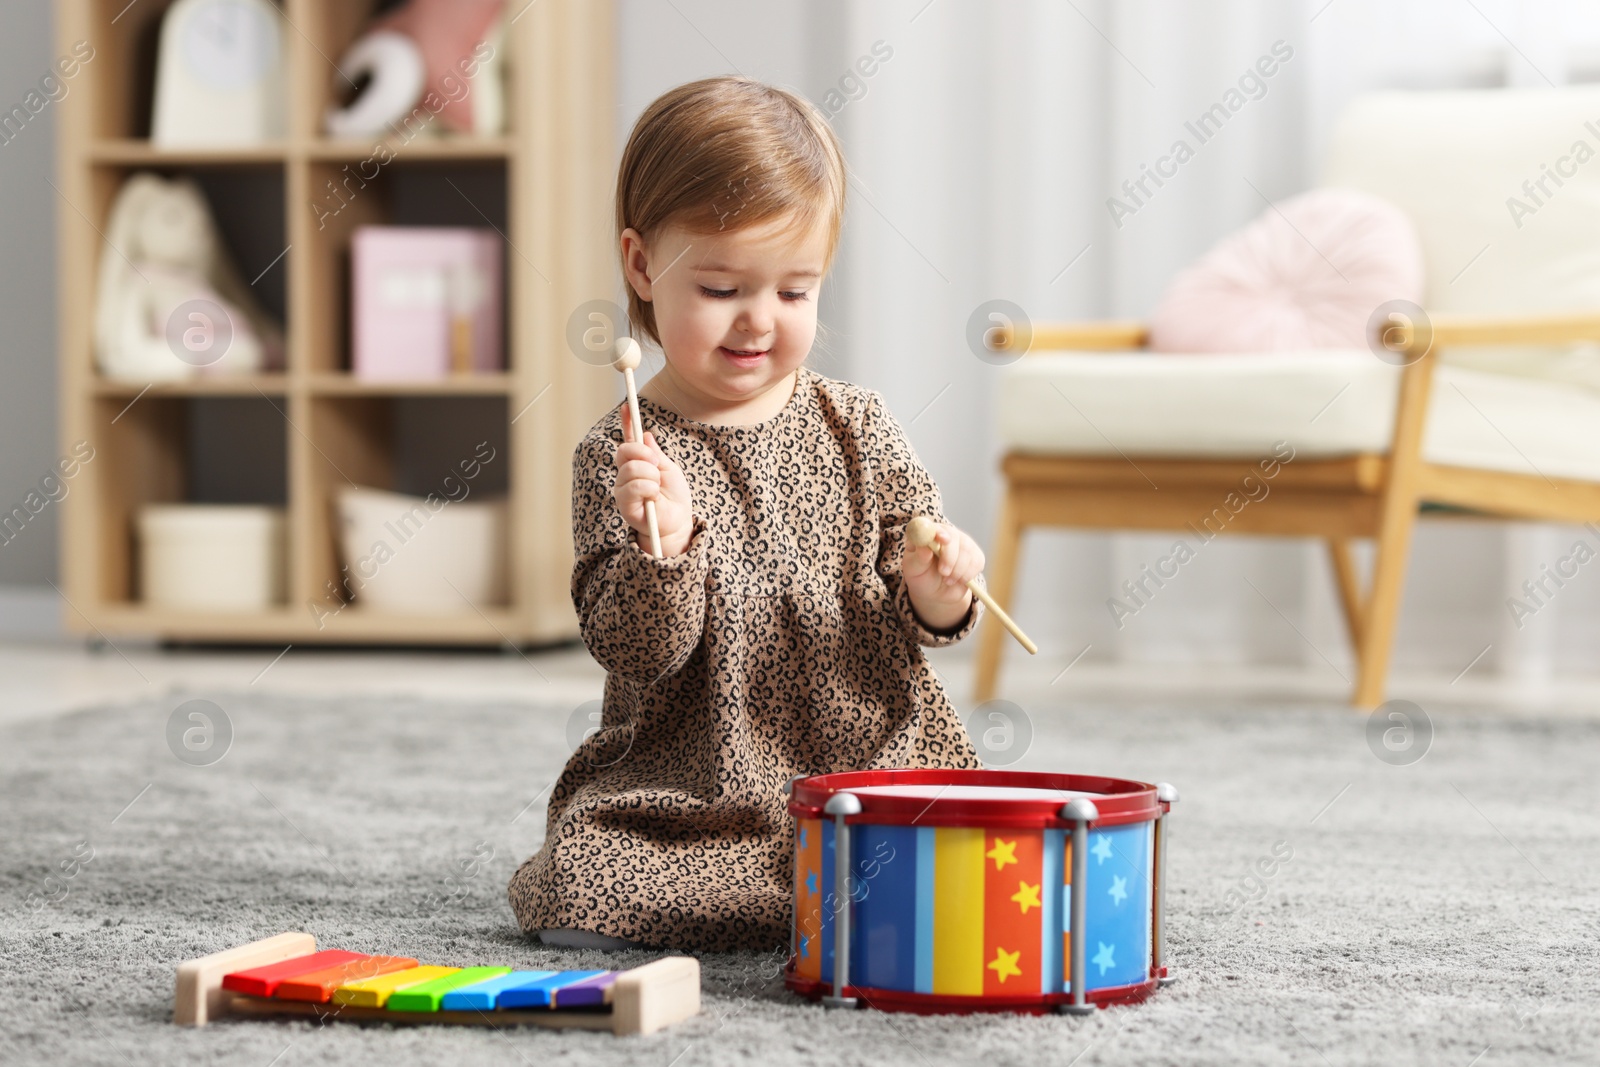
[720,347,769,358]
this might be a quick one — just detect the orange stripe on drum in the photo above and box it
[1062,837,1072,993]
[795,817,822,982]
[982,831,1044,997]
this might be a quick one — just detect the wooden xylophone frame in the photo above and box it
[173,932,701,1036]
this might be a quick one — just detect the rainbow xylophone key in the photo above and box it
[175,933,700,1035]
[222,951,619,1012]
[388,967,513,1012]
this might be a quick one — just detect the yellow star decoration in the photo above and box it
[1011,880,1041,914]
[987,946,1023,983]
[986,838,1018,871]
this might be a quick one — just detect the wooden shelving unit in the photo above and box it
[55,0,618,646]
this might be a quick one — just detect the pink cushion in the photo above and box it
[1148,188,1425,352]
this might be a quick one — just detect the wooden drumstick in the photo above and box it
[905,516,1037,655]
[613,336,662,558]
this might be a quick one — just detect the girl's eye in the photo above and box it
[697,287,812,301]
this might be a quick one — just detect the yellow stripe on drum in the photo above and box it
[332,965,459,1008]
[932,826,985,996]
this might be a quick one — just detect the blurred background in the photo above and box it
[3,0,1599,697]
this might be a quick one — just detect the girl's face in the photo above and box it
[621,214,828,412]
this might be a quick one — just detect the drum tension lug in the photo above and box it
[821,791,863,1011]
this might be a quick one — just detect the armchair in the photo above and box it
[976,87,1600,708]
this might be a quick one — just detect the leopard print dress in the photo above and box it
[507,365,984,952]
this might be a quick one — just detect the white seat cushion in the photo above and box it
[998,353,1600,484]
[1427,364,1600,483]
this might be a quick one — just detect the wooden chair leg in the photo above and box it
[974,486,1022,704]
[1353,506,1419,710]
[1352,317,1437,710]
[1326,538,1364,651]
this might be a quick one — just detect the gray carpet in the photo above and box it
[3,690,1596,1066]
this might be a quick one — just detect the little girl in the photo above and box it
[508,75,987,953]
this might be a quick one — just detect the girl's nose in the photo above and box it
[736,298,777,340]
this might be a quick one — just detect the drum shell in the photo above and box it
[786,769,1168,1013]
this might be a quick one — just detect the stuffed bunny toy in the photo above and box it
[94,173,285,381]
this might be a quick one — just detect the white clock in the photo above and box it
[152,0,286,146]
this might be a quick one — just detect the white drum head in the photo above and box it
[845,784,1110,802]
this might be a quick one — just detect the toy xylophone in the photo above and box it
[173,932,700,1036]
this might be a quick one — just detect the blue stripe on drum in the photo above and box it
[914,826,934,994]
[850,825,918,992]
[1041,828,1063,995]
[820,817,835,985]
[1083,823,1153,991]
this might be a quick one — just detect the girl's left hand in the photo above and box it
[902,521,984,631]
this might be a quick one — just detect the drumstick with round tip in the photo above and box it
[612,336,662,558]
[905,516,1037,655]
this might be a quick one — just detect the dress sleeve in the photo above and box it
[864,391,984,647]
[569,428,711,685]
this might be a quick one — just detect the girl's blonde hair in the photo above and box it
[616,76,847,346]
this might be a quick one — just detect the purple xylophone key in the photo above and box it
[550,971,617,1008]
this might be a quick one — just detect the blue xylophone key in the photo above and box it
[497,970,608,1009]
[439,970,558,1011]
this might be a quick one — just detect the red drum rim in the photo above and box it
[788,769,1164,828]
[784,971,1164,1013]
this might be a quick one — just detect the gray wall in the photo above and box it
[0,0,61,588]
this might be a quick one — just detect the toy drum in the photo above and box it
[784,769,1178,1014]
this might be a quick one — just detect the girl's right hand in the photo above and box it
[615,402,693,556]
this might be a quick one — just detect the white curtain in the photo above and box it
[618,0,1600,681]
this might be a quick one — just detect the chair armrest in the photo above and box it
[1390,310,1600,352]
[987,320,1148,353]
[1003,311,1600,357]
